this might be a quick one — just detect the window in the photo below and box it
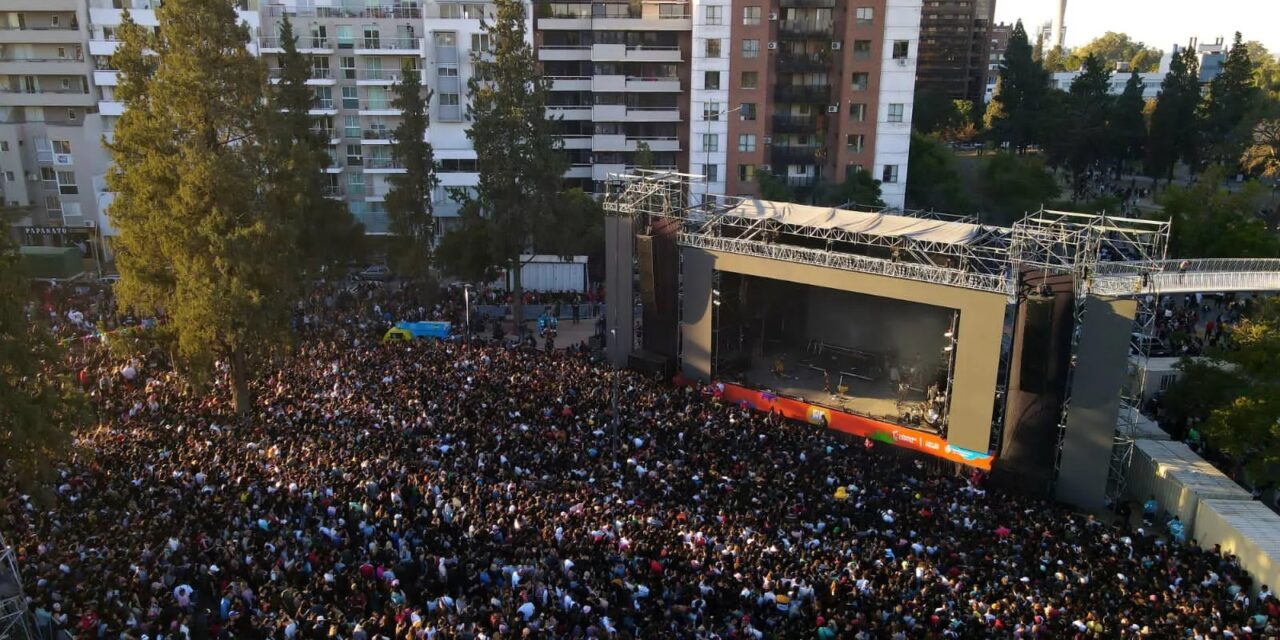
[434,32,456,47]
[51,140,71,154]
[738,134,756,152]
[703,164,719,182]
[846,164,865,180]
[846,134,865,152]
[882,164,899,183]
[0,141,7,151]
[440,93,460,106]
[704,102,722,120]
[705,5,722,25]
[888,103,904,123]
[701,134,719,153]
[347,172,365,196]
[40,167,55,182]
[740,103,757,121]
[892,40,910,59]
[3,171,12,182]
[471,33,492,52]
[340,56,356,79]
[851,73,869,91]
[853,40,872,60]
[740,71,758,89]
[704,71,720,90]
[742,39,759,58]
[738,164,756,181]
[850,103,867,122]
[439,66,458,77]
[56,171,77,195]
[45,195,60,213]
[346,144,362,165]
[342,87,358,109]
[743,6,761,25]
[855,7,874,25]
[314,87,333,108]
[706,39,721,58]
[344,115,360,137]
[336,25,354,48]
[659,4,684,18]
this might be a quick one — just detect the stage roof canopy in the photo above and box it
[725,199,992,247]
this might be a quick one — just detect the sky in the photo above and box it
[993,0,1280,54]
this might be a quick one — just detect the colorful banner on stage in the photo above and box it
[717,382,994,470]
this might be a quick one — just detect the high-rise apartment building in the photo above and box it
[534,1,692,190]
[915,0,995,105]
[698,0,920,208]
[0,0,105,252]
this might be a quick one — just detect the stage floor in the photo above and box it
[734,350,937,432]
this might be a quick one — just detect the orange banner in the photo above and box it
[718,382,993,470]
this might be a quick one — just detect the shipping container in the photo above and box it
[1126,439,1251,533]
[1192,498,1280,596]
[495,255,588,293]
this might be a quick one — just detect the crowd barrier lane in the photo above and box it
[718,382,994,470]
[473,303,602,321]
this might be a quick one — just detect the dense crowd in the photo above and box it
[4,286,1280,640]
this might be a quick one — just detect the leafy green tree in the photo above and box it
[1111,71,1148,172]
[1059,54,1113,199]
[1147,47,1201,182]
[437,0,569,333]
[979,152,1061,225]
[817,170,884,208]
[1165,298,1280,484]
[1042,46,1079,73]
[108,0,292,413]
[1071,32,1163,72]
[985,21,1047,152]
[1160,167,1279,258]
[1200,33,1260,165]
[906,132,972,211]
[385,62,439,281]
[0,222,85,481]
[1242,116,1280,177]
[266,16,363,274]
[755,171,796,202]
[1244,41,1280,101]
[912,89,956,136]
[633,140,656,170]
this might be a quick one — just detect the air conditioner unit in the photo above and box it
[831,41,842,50]
[768,12,778,20]
[767,41,778,50]
[827,105,839,113]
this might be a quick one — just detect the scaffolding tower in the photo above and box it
[1,529,30,640]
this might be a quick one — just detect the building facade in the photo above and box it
[700,0,920,208]
[915,0,994,105]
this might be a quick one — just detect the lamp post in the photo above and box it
[700,105,744,206]
[610,328,620,466]
[463,283,473,345]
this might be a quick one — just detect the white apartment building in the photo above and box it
[872,0,921,208]
[688,0,728,206]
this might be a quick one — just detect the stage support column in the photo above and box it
[1055,295,1137,511]
[679,247,715,380]
[604,215,635,368]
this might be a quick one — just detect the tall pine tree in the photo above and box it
[1201,32,1259,164]
[438,0,568,335]
[267,16,363,275]
[385,61,438,280]
[985,21,1047,152]
[1147,46,1201,183]
[108,0,291,413]
[1063,54,1113,199]
[1111,71,1148,172]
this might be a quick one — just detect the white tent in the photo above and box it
[723,199,988,246]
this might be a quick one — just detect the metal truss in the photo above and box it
[1,530,30,640]
[988,302,1018,455]
[1109,286,1161,502]
[1093,258,1280,296]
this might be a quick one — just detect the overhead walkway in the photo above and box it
[1092,259,1280,296]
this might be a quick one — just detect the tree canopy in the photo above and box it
[1059,32,1164,73]
[1159,166,1278,258]
[1147,47,1201,181]
[906,132,971,212]
[985,21,1048,152]
[979,152,1060,225]
[385,62,439,280]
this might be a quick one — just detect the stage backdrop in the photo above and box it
[681,248,1008,456]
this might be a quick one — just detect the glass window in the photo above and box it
[705,5,722,25]
[738,164,755,181]
[851,73,869,91]
[853,40,872,60]
[846,134,864,152]
[741,71,758,89]
[743,6,761,25]
[704,102,722,120]
[742,39,759,58]
[342,86,359,109]
[340,56,356,79]
[888,103,904,123]
[51,140,71,154]
[347,172,365,195]
[57,171,77,194]
[705,71,720,90]
[850,103,867,122]
[701,134,719,152]
[440,93,460,106]
[893,40,910,59]
[434,32,456,47]
[471,33,492,52]
[336,25,354,48]
[740,103,757,121]
[703,164,719,182]
[706,39,721,58]
[346,144,362,164]
[881,164,898,183]
[344,115,360,137]
[855,7,874,25]
[737,134,756,152]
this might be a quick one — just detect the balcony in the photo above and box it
[625,77,681,92]
[538,46,591,61]
[322,186,344,198]
[591,104,626,121]
[592,163,627,182]
[779,0,836,7]
[0,26,83,45]
[770,145,822,165]
[773,84,830,104]
[560,135,591,150]
[358,101,401,115]
[778,19,833,38]
[631,137,680,152]
[566,164,592,179]
[356,38,422,54]
[549,76,591,91]
[310,127,339,141]
[364,157,405,172]
[592,74,626,92]
[772,114,818,133]
[0,86,94,107]
[546,105,592,120]
[776,52,831,72]
[0,58,85,76]
[309,100,338,115]
[626,107,681,122]
[362,128,393,142]
[592,134,627,152]
[267,68,336,85]
[786,175,819,189]
[262,5,422,20]
[355,69,421,85]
